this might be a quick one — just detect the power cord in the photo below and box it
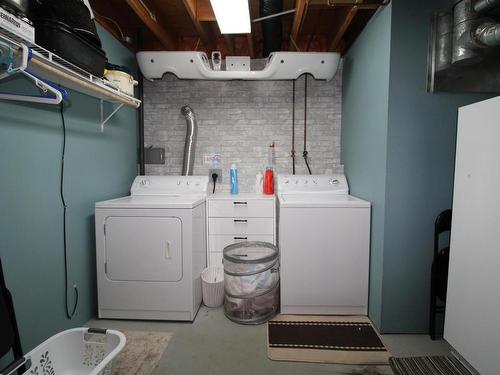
[60,102,79,320]
[212,173,218,194]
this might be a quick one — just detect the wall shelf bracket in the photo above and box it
[100,100,124,132]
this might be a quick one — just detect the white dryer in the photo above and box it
[95,175,208,321]
[277,174,371,315]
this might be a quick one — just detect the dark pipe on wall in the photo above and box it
[138,71,145,175]
[137,29,145,175]
[260,0,283,57]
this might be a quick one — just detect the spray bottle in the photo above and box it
[263,142,275,195]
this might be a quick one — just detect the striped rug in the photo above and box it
[389,356,473,375]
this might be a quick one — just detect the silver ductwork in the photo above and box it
[435,12,454,71]
[181,105,197,176]
[452,0,483,65]
[474,0,500,13]
[474,21,500,45]
[428,0,500,92]
[452,0,500,65]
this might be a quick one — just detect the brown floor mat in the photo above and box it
[268,315,390,365]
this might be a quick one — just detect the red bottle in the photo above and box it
[263,168,274,195]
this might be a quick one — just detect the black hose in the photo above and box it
[260,0,283,56]
[138,29,145,175]
[60,102,78,320]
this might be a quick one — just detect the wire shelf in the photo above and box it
[0,30,141,108]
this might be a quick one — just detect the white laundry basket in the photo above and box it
[201,266,225,307]
[1,328,126,375]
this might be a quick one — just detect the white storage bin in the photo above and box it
[1,328,125,375]
[201,266,225,307]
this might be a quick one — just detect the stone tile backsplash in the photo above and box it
[143,63,343,193]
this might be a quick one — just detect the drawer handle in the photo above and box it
[233,201,248,205]
[234,219,248,223]
[234,236,248,240]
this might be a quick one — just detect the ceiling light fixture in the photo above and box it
[209,0,251,34]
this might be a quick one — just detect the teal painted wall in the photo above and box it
[343,0,492,333]
[380,0,492,333]
[0,25,138,353]
[341,5,392,329]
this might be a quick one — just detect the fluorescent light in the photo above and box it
[210,0,251,34]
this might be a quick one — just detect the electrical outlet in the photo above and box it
[209,168,222,183]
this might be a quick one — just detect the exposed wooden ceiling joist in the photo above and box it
[196,0,216,21]
[126,0,176,50]
[328,1,361,52]
[289,0,309,51]
[91,0,383,58]
[181,0,216,51]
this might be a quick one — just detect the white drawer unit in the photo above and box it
[208,218,274,235]
[208,234,275,265]
[208,199,275,218]
[207,194,276,266]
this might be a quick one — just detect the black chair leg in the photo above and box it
[5,289,24,374]
[429,263,437,340]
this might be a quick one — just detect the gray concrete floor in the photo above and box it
[87,306,451,375]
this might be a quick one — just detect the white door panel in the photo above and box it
[105,216,182,282]
[280,207,370,311]
[444,97,500,375]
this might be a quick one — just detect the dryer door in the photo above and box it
[104,216,182,282]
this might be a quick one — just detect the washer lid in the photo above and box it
[278,193,370,208]
[95,195,206,209]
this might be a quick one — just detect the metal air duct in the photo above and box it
[452,0,483,65]
[474,0,500,13]
[181,105,197,176]
[473,21,500,45]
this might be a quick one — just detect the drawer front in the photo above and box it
[208,199,274,218]
[209,218,274,235]
[208,234,275,254]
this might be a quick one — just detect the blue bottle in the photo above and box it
[230,164,238,195]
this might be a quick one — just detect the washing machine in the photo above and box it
[95,175,209,321]
[277,174,371,315]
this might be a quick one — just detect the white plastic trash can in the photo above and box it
[201,266,224,307]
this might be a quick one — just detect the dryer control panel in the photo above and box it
[131,176,209,195]
[277,174,348,194]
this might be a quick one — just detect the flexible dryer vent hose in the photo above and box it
[181,105,197,176]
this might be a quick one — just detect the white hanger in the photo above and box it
[0,43,63,105]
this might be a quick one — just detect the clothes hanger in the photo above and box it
[0,42,65,105]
